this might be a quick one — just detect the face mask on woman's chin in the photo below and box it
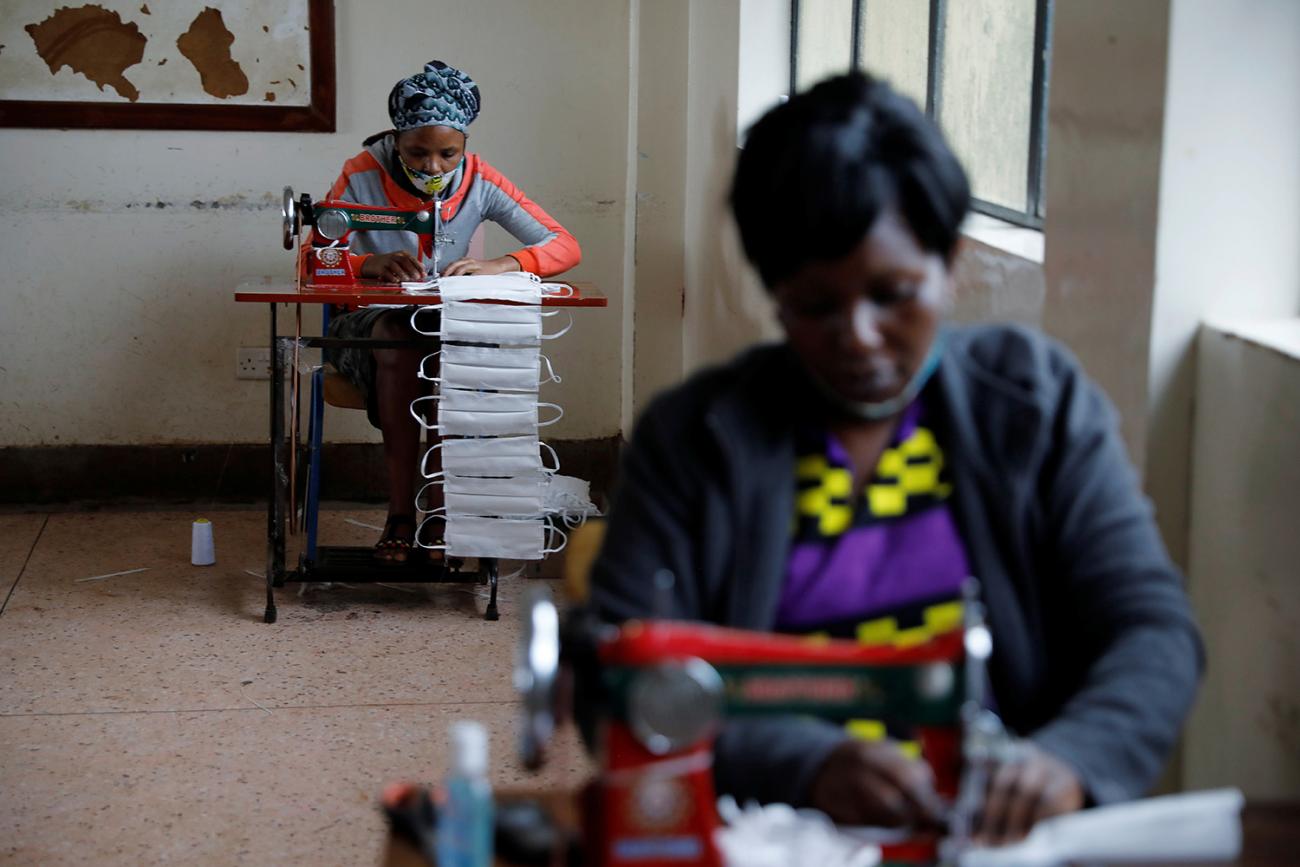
[400,157,461,195]
[809,335,945,421]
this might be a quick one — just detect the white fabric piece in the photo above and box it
[956,788,1243,867]
[400,279,439,292]
[422,435,559,479]
[543,473,602,527]
[714,798,880,867]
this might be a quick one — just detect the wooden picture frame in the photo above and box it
[0,0,335,132]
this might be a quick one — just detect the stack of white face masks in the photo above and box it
[407,273,579,561]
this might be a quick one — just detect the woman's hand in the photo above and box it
[809,739,947,829]
[440,255,521,277]
[360,251,426,283]
[974,743,1085,846]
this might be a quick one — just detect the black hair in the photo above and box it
[730,72,970,288]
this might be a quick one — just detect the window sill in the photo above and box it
[961,213,1045,265]
[1204,318,1300,363]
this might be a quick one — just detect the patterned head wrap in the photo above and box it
[388,60,481,133]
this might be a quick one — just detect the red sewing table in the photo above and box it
[233,279,607,623]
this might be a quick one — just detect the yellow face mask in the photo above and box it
[400,156,460,196]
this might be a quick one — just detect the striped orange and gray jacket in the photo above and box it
[322,133,581,277]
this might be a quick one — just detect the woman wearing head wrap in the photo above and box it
[320,60,581,563]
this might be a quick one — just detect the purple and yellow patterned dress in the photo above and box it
[777,398,972,747]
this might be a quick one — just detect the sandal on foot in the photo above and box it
[374,514,416,565]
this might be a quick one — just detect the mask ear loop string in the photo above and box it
[540,353,561,385]
[420,438,455,480]
[543,521,568,555]
[414,506,448,550]
[541,312,573,341]
[410,306,441,336]
[537,403,564,427]
[417,350,441,383]
[409,394,440,430]
[540,440,560,473]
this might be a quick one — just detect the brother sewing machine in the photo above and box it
[281,186,448,284]
[516,582,1010,867]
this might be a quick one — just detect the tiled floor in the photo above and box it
[0,509,592,865]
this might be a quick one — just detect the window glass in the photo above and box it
[857,0,930,111]
[936,0,1037,211]
[796,0,855,91]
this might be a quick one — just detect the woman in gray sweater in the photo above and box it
[590,73,1202,846]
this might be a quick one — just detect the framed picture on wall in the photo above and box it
[0,0,335,131]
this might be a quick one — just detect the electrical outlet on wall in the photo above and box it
[236,347,272,380]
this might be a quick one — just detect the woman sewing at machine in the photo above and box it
[321,60,580,563]
[590,74,1202,845]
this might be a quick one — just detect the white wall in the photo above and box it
[681,0,779,374]
[0,0,631,446]
[1145,0,1300,568]
[629,0,784,420]
[1184,322,1300,798]
[629,0,690,423]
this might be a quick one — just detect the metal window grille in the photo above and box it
[790,0,1053,228]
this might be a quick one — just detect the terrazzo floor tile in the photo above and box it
[0,514,47,609]
[0,703,592,866]
[1,508,591,865]
[0,511,542,715]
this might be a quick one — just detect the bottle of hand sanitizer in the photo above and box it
[437,720,494,867]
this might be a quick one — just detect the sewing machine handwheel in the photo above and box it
[281,186,301,250]
[516,590,561,770]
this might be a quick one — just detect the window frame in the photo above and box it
[789,0,1053,229]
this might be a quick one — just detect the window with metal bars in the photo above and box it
[790,0,1052,229]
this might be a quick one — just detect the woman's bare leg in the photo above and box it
[370,314,426,556]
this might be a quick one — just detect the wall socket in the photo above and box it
[236,347,272,380]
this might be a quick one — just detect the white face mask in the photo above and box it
[409,392,563,435]
[421,434,560,479]
[421,345,561,393]
[411,301,572,345]
[439,389,539,413]
[416,514,565,560]
[417,474,546,519]
[435,273,544,303]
